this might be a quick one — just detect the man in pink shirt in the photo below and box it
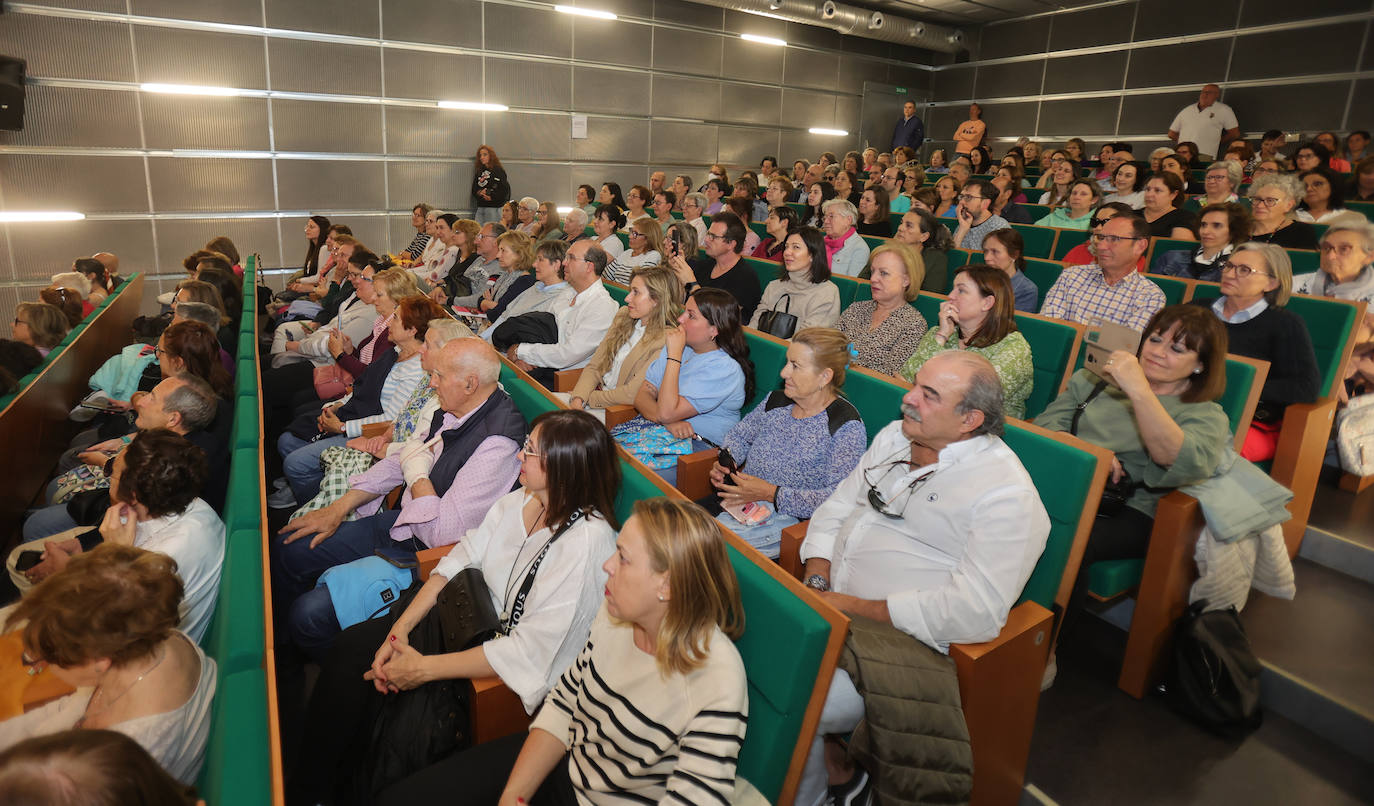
[952,103,986,157]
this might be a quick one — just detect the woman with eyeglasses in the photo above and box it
[820,199,872,278]
[1141,173,1199,240]
[1035,305,1230,622]
[11,302,69,358]
[1246,173,1320,250]
[1293,140,1344,174]
[1153,202,1251,281]
[856,187,894,237]
[1200,161,1242,208]
[1295,167,1349,224]
[592,205,628,260]
[624,184,653,229]
[899,266,1033,418]
[1189,244,1319,461]
[515,198,541,236]
[288,410,622,804]
[1295,220,1374,311]
[602,218,664,286]
[1035,179,1101,230]
[705,328,866,557]
[1034,150,1069,190]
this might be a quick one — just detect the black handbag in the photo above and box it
[1162,600,1263,738]
[756,293,799,339]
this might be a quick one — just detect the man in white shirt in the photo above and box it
[796,352,1050,806]
[506,241,619,385]
[1168,84,1240,160]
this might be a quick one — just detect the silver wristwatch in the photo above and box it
[804,574,830,592]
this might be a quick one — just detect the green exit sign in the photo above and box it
[895,87,907,94]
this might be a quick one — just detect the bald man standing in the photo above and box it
[1168,84,1239,161]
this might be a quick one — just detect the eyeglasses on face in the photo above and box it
[1090,233,1142,245]
[1250,196,1284,208]
[956,193,988,203]
[1219,261,1271,278]
[520,437,541,458]
[1319,242,1363,256]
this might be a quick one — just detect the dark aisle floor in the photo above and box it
[1024,616,1374,805]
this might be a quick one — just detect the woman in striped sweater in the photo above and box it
[379,497,750,806]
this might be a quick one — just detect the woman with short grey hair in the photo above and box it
[1200,161,1242,207]
[1246,173,1319,250]
[515,196,540,235]
[819,198,870,277]
[562,207,589,243]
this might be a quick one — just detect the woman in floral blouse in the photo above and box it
[835,243,928,377]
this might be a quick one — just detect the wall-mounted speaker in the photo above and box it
[0,55,25,131]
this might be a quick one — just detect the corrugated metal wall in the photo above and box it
[0,0,934,307]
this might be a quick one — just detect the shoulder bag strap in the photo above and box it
[502,510,584,633]
[1069,380,1111,437]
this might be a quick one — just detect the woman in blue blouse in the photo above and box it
[707,328,867,557]
[625,288,753,481]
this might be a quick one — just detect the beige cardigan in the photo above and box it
[570,309,669,408]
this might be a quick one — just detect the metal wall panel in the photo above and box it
[0,230,11,281]
[132,0,264,26]
[1047,4,1135,51]
[0,155,148,213]
[837,56,889,95]
[1229,25,1364,82]
[487,112,573,160]
[650,121,719,164]
[887,64,933,93]
[592,0,655,17]
[276,160,387,212]
[484,4,572,59]
[784,21,841,51]
[978,17,1049,60]
[0,15,135,83]
[1037,97,1118,137]
[385,106,483,157]
[783,50,840,93]
[571,165,650,198]
[651,75,721,120]
[1042,51,1128,95]
[25,0,125,11]
[572,67,652,116]
[485,58,572,111]
[382,49,484,103]
[1238,0,1369,27]
[267,39,383,96]
[0,85,142,149]
[385,162,473,211]
[266,0,381,38]
[1222,82,1350,133]
[1117,91,1197,135]
[133,26,269,90]
[723,9,785,38]
[654,0,721,31]
[652,28,723,78]
[974,60,1045,100]
[141,94,272,151]
[781,88,837,130]
[146,157,276,212]
[1124,41,1229,89]
[502,163,571,208]
[719,83,782,127]
[335,217,391,256]
[381,0,484,48]
[721,37,785,86]
[574,19,652,69]
[933,65,975,101]
[974,101,1039,140]
[572,117,650,163]
[7,219,155,281]
[270,99,385,154]
[1133,0,1238,40]
[779,130,853,165]
[153,218,284,270]
[717,126,781,166]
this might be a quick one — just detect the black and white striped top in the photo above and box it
[402,232,431,259]
[531,604,749,806]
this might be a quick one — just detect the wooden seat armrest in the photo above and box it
[465,676,532,745]
[553,368,583,393]
[359,421,393,439]
[1117,491,1202,698]
[951,602,1054,806]
[1270,399,1338,556]
[779,520,811,580]
[603,405,637,429]
[675,449,719,502]
[417,545,456,580]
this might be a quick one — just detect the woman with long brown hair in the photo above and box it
[471,144,510,226]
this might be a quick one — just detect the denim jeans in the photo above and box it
[23,503,80,541]
[278,431,347,504]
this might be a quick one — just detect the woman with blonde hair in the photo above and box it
[377,497,747,806]
[565,263,684,418]
[602,217,664,285]
[478,230,537,319]
[836,242,929,375]
[11,302,69,357]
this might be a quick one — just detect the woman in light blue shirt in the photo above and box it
[1035,179,1101,230]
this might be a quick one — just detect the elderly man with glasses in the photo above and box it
[1039,214,1166,332]
[951,179,1011,250]
[795,350,1049,806]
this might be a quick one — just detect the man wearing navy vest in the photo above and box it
[273,339,526,606]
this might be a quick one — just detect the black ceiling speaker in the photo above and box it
[0,55,25,131]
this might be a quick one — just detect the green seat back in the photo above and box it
[749,221,768,239]
[744,258,780,296]
[499,364,560,420]
[603,281,628,305]
[1021,187,1046,203]
[1191,284,1358,398]
[1219,357,1260,437]
[941,217,959,235]
[197,669,271,805]
[1022,259,1064,311]
[612,460,665,524]
[1288,250,1320,275]
[888,213,904,233]
[1014,314,1080,420]
[1021,204,1051,221]
[1149,275,1190,306]
[616,232,630,250]
[225,447,261,533]
[201,529,266,675]
[830,274,861,309]
[1052,229,1090,260]
[947,249,972,273]
[1349,200,1374,223]
[1003,422,1101,609]
[744,331,789,411]
[787,202,808,218]
[1149,238,1199,271]
[233,393,259,450]
[841,369,906,444]
[728,542,833,803]
[1088,559,1145,599]
[911,292,942,328]
[861,235,888,252]
[1010,224,1056,258]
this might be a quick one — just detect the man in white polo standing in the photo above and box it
[1168,83,1239,161]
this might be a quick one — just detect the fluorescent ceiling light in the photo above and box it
[555,5,617,19]
[556,206,575,214]
[140,83,242,97]
[808,127,849,136]
[741,33,786,47]
[0,211,86,222]
[438,101,509,112]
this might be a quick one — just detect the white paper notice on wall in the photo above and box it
[571,115,588,140]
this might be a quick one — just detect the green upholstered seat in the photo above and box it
[861,235,887,252]
[744,257,781,297]
[1015,313,1081,420]
[744,330,789,411]
[1022,258,1064,311]
[201,529,266,676]
[830,274,861,309]
[841,368,907,444]
[1021,203,1051,221]
[1052,229,1090,260]
[197,668,272,805]
[1149,275,1190,306]
[499,363,561,419]
[1010,224,1056,259]
[225,447,262,534]
[603,281,628,305]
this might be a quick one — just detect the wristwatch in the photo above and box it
[804,574,830,592]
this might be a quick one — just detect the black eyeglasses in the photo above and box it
[863,461,935,519]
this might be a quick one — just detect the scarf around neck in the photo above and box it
[824,228,855,265]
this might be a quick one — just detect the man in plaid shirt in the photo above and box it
[1039,214,1165,332]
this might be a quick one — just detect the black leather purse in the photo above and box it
[756,293,798,339]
